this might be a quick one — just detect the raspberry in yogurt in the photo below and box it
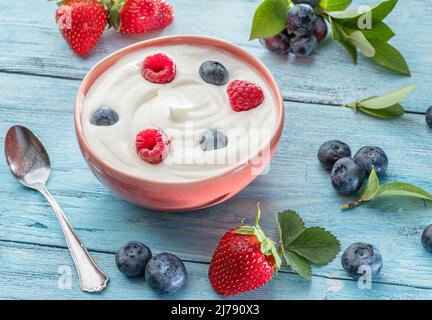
[81,44,278,183]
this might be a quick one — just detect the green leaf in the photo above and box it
[331,19,358,63]
[358,103,405,119]
[249,0,289,40]
[347,30,375,57]
[283,250,312,279]
[327,0,398,21]
[359,84,415,109]
[287,227,341,265]
[323,0,352,11]
[342,20,395,42]
[368,39,411,76]
[360,167,380,201]
[376,182,432,201]
[277,210,305,247]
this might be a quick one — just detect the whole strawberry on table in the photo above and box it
[54,0,174,57]
[208,204,340,296]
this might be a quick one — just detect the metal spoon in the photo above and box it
[4,125,109,293]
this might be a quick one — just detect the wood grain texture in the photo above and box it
[0,0,431,112]
[1,241,432,300]
[1,73,432,299]
[1,0,432,300]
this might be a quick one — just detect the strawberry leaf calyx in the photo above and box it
[233,203,282,271]
[101,0,126,30]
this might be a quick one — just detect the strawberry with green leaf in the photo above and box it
[55,0,108,57]
[208,204,340,296]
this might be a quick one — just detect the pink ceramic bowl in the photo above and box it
[74,35,284,212]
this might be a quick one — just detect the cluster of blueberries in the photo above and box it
[318,140,432,279]
[318,140,388,195]
[260,0,327,57]
[116,241,187,294]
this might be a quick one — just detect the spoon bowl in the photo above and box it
[5,125,51,189]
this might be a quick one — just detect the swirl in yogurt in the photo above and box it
[82,44,277,183]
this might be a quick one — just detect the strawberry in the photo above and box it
[55,0,108,57]
[208,204,282,296]
[106,0,174,35]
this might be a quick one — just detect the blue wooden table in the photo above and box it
[1,0,432,300]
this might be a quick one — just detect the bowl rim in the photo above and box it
[74,34,284,186]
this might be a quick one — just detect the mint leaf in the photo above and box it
[358,103,405,119]
[287,227,341,265]
[327,0,398,21]
[359,84,415,109]
[360,167,380,201]
[277,210,305,247]
[283,250,312,279]
[376,183,432,201]
[343,20,395,42]
[368,39,411,76]
[249,0,289,40]
[323,0,352,11]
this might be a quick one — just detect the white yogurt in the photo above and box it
[82,44,277,183]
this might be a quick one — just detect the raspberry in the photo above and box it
[227,80,265,112]
[135,128,171,164]
[141,53,175,84]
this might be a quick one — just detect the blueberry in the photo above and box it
[290,35,318,56]
[200,129,228,151]
[341,243,383,279]
[354,146,388,176]
[115,241,152,278]
[331,157,365,195]
[421,225,432,252]
[260,33,291,55]
[145,253,187,294]
[318,140,351,170]
[312,16,328,43]
[426,106,432,128]
[90,107,119,126]
[292,0,320,8]
[286,4,316,36]
[199,61,229,86]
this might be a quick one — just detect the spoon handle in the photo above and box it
[39,187,109,293]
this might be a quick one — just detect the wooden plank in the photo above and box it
[1,73,432,293]
[0,0,430,112]
[1,241,431,300]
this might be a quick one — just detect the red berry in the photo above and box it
[109,0,174,35]
[208,205,281,296]
[141,53,176,84]
[227,80,265,112]
[135,128,170,164]
[55,0,108,57]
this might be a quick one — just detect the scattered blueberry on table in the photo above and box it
[145,253,187,294]
[115,241,152,278]
[91,107,119,126]
[318,140,352,170]
[199,61,229,86]
[426,106,432,128]
[341,243,383,279]
[331,157,365,195]
[421,225,432,253]
[354,146,388,176]
[259,33,292,55]
[200,129,228,151]
[286,4,316,37]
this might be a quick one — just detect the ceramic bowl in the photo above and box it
[74,35,284,211]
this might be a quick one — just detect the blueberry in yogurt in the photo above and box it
[145,253,187,294]
[115,241,152,278]
[200,129,228,151]
[91,107,119,126]
[199,61,229,86]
